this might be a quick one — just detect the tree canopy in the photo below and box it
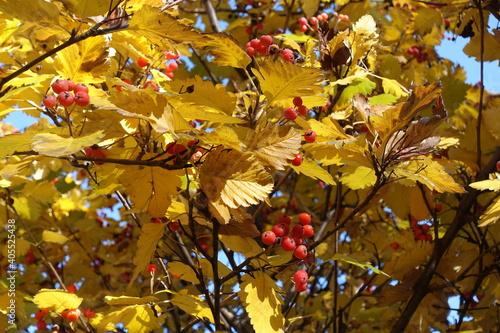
[0,0,499,332]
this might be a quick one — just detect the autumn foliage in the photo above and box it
[0,0,499,332]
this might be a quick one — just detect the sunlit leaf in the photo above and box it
[169,290,214,323]
[219,235,263,257]
[239,271,284,332]
[128,222,167,287]
[332,253,390,277]
[339,165,377,190]
[98,305,165,333]
[42,231,69,244]
[167,261,200,284]
[33,289,83,313]
[31,131,104,157]
[290,158,335,185]
[105,295,159,306]
[478,197,500,227]
[252,61,326,108]
[194,33,251,69]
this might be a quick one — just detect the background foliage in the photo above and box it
[0,0,499,332]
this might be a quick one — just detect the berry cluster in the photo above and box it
[293,269,309,292]
[410,217,432,242]
[164,51,181,79]
[43,80,90,108]
[35,304,96,329]
[84,145,106,165]
[282,96,310,121]
[245,35,299,63]
[407,45,428,63]
[298,12,329,32]
[261,213,315,260]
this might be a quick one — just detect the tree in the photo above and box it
[0,0,499,332]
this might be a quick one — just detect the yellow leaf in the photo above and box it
[381,77,409,98]
[252,61,326,108]
[332,253,390,277]
[194,33,251,69]
[164,76,237,115]
[200,147,273,211]
[128,5,207,45]
[120,166,183,217]
[128,222,167,287]
[1,237,31,258]
[53,35,109,83]
[98,305,165,333]
[31,131,104,157]
[478,197,500,227]
[239,271,285,332]
[295,116,349,140]
[339,165,377,190]
[199,127,243,151]
[0,0,59,24]
[42,231,69,244]
[244,123,302,170]
[169,291,214,323]
[107,90,168,119]
[33,289,83,313]
[219,235,263,257]
[290,158,335,185]
[58,0,109,17]
[167,261,200,284]
[470,174,500,191]
[413,8,442,35]
[0,133,35,158]
[105,295,158,306]
[389,156,465,193]
[219,217,260,238]
[353,14,378,38]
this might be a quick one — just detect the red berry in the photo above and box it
[297,105,308,116]
[281,236,296,251]
[293,269,308,284]
[167,61,179,71]
[291,154,303,166]
[496,161,500,171]
[165,51,180,60]
[309,17,318,25]
[283,107,297,120]
[391,242,400,250]
[61,309,71,319]
[66,309,80,322]
[298,213,311,225]
[294,244,308,259]
[256,22,263,30]
[304,130,317,143]
[268,44,280,55]
[291,224,304,238]
[304,252,314,263]
[444,18,451,26]
[85,147,106,165]
[166,71,174,79]
[246,46,256,57]
[65,79,75,91]
[151,217,162,223]
[58,91,74,107]
[299,25,308,32]
[259,35,273,47]
[147,264,157,274]
[36,321,47,330]
[281,50,295,63]
[434,203,442,212]
[137,57,149,67]
[74,91,90,107]
[261,230,277,245]
[293,237,303,245]
[272,223,289,237]
[66,284,77,293]
[143,81,159,91]
[250,38,261,49]
[51,79,69,93]
[172,144,186,155]
[293,97,303,106]
[42,95,57,108]
[35,308,49,320]
[73,84,89,94]
[295,282,307,292]
[302,224,314,238]
[83,307,95,319]
[278,214,292,225]
[298,17,308,25]
[421,224,430,232]
[169,221,180,231]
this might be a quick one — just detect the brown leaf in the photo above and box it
[377,268,424,306]
[219,215,259,238]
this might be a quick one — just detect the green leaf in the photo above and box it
[337,77,376,106]
[332,253,390,277]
